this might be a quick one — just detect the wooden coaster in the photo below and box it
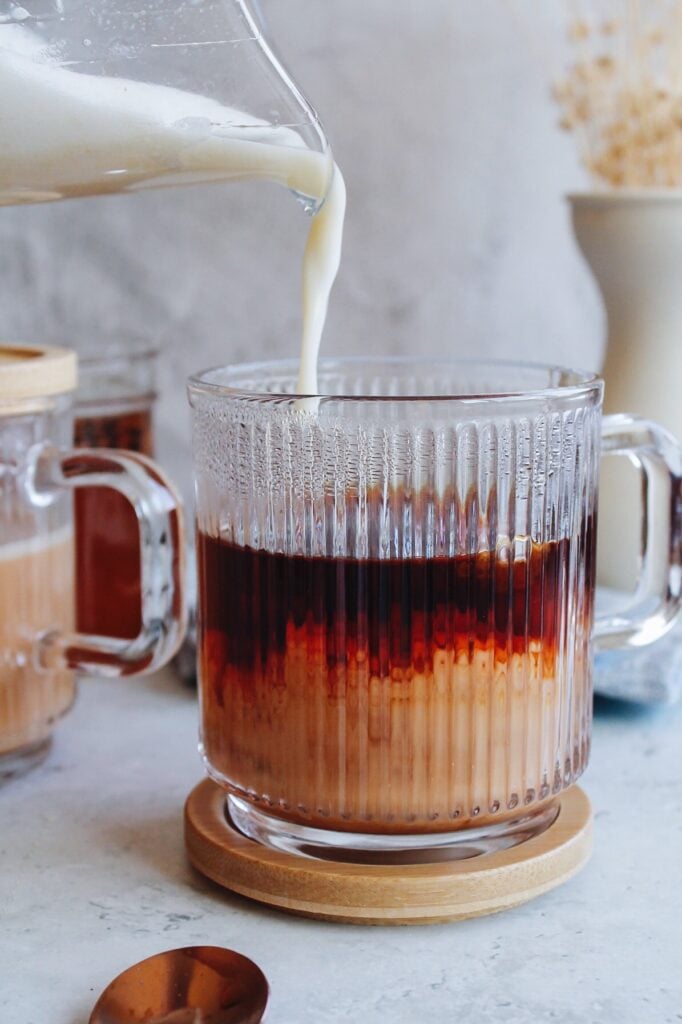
[185,781,592,926]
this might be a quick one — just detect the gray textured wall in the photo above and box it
[0,0,602,496]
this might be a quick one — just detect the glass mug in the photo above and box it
[74,343,158,640]
[0,344,185,779]
[189,358,682,861]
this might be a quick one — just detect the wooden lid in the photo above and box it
[0,344,77,410]
[185,781,593,926]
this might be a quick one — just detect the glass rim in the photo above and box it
[77,343,159,373]
[187,356,603,403]
[75,341,159,406]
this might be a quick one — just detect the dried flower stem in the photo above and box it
[555,0,682,187]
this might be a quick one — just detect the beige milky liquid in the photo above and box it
[0,529,76,758]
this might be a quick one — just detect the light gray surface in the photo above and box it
[1,670,681,1024]
[0,0,601,501]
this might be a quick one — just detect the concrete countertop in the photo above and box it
[2,669,681,1023]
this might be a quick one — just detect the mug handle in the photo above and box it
[594,414,682,650]
[26,445,186,676]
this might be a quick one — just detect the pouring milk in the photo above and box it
[0,26,345,395]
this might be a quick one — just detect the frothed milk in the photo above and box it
[0,26,346,393]
[0,528,75,759]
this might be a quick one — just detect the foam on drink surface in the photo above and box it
[0,26,346,395]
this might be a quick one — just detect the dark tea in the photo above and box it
[198,523,596,836]
[74,408,153,639]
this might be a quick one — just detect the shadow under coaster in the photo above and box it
[184,781,593,926]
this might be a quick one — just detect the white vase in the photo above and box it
[570,190,682,591]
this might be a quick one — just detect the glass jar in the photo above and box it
[0,343,185,779]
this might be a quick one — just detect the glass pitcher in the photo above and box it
[0,0,333,211]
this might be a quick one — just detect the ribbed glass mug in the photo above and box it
[189,359,682,860]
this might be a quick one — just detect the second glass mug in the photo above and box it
[0,344,185,779]
[189,358,682,860]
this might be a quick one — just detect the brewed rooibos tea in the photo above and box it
[198,519,596,836]
[74,407,153,639]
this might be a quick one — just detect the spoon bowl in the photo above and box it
[89,946,269,1024]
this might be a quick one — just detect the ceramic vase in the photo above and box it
[570,191,682,591]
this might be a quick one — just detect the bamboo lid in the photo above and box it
[0,344,77,412]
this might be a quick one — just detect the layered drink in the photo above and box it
[198,516,595,836]
[0,528,75,765]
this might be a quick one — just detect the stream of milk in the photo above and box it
[0,26,345,395]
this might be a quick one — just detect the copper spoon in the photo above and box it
[89,946,269,1024]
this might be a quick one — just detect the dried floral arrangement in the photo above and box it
[554,2,682,187]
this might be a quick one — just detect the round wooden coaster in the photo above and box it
[184,781,592,926]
